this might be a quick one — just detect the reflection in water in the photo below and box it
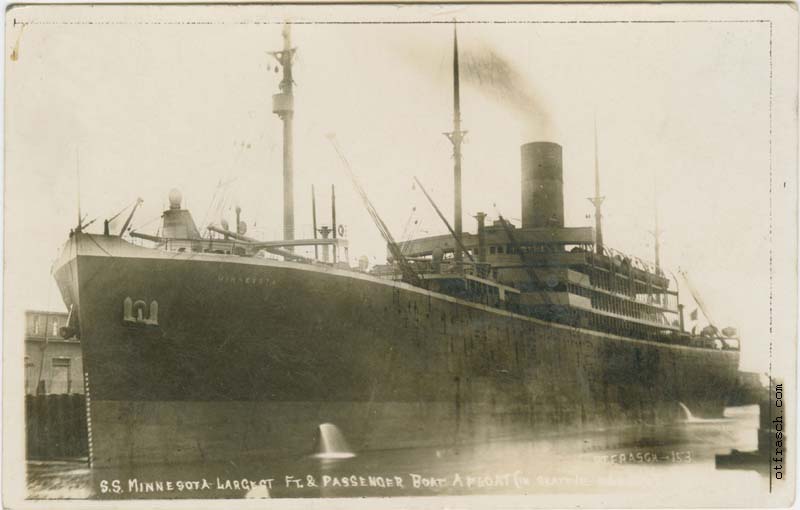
[312,423,356,460]
[26,461,92,499]
[27,405,768,504]
[678,402,699,422]
[679,402,730,425]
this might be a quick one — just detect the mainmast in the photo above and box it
[270,23,296,248]
[652,176,661,274]
[587,118,605,255]
[444,23,467,265]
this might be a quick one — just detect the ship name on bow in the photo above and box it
[217,274,276,286]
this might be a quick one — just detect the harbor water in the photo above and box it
[27,404,769,505]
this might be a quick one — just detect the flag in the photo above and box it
[690,308,698,321]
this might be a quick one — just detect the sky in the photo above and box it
[4,4,796,374]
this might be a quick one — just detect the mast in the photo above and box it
[651,173,662,274]
[413,176,475,264]
[75,147,82,233]
[331,184,338,264]
[650,175,663,305]
[444,22,467,265]
[311,185,318,260]
[270,23,296,250]
[587,118,604,255]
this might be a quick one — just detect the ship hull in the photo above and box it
[53,234,740,468]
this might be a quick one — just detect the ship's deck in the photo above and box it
[53,232,738,354]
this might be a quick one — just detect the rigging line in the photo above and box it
[200,183,222,230]
[202,175,241,232]
[106,199,137,224]
[328,135,420,286]
[76,249,121,306]
[217,191,235,224]
[398,206,419,254]
[86,234,115,258]
[133,214,162,233]
[413,176,475,264]
[408,217,425,241]
[401,218,425,256]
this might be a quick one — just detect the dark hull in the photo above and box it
[53,234,740,468]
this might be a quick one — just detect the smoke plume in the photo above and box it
[460,43,552,140]
[392,33,553,141]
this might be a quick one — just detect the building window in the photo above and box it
[33,316,40,335]
[490,246,496,255]
[51,320,59,337]
[51,357,72,394]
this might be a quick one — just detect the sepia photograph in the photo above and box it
[3,3,797,508]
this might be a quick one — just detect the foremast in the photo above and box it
[270,23,296,249]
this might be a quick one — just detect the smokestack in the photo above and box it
[521,142,564,229]
[271,23,296,247]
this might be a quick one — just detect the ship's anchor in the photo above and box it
[123,297,159,326]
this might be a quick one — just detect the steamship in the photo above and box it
[51,25,740,469]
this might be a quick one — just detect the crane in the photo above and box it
[119,198,144,236]
[678,268,718,330]
[413,176,475,265]
[326,134,421,287]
